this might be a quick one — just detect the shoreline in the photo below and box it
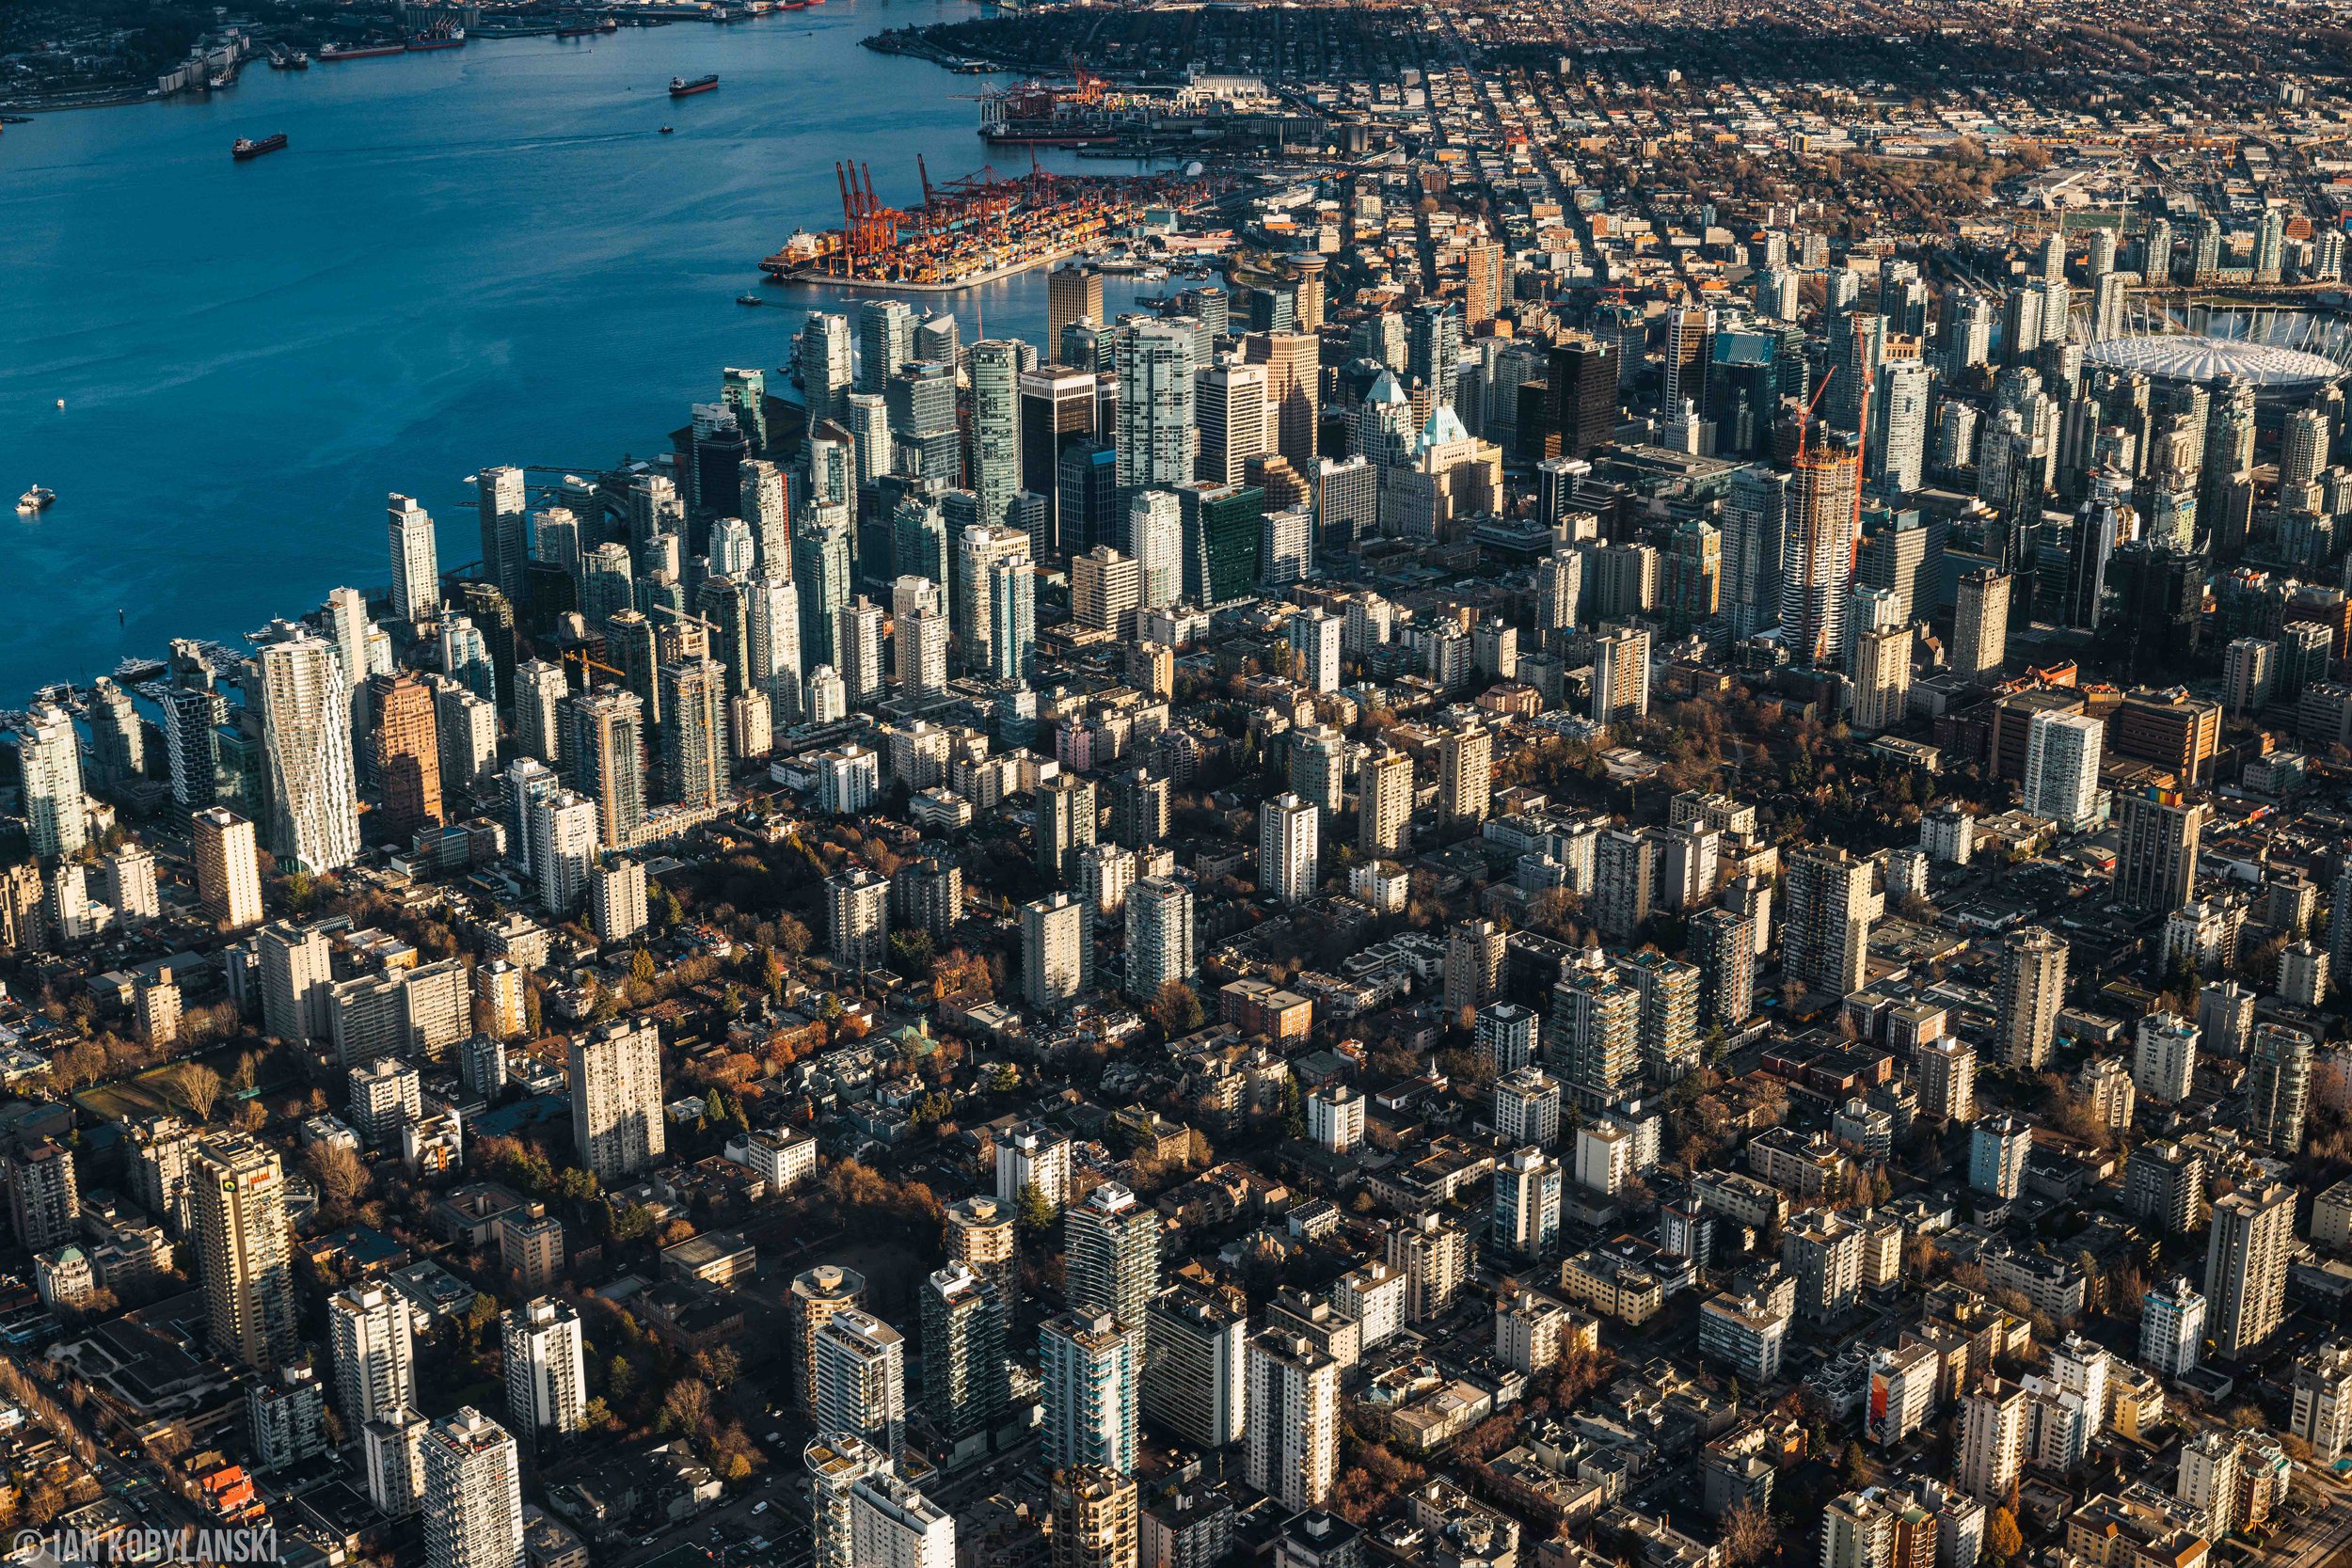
[765,242,1087,294]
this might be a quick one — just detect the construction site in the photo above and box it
[758,155,1222,292]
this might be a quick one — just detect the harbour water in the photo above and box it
[0,3,1153,699]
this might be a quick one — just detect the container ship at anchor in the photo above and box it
[670,73,719,96]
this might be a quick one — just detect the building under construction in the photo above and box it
[760,156,1218,291]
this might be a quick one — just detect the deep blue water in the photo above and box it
[0,3,1151,699]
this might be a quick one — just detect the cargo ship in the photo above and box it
[670,72,720,95]
[232,133,289,160]
[405,28,467,50]
[556,19,617,35]
[318,40,405,59]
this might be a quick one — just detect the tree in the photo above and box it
[1985,1510,2023,1563]
[1150,981,1204,1037]
[306,1142,370,1212]
[1015,1181,1057,1237]
[1721,1501,1776,1568]
[659,1378,713,1437]
[632,948,658,987]
[178,1063,223,1122]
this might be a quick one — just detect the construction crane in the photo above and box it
[562,647,627,688]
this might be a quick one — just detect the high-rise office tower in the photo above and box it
[1126,490,1183,610]
[1196,360,1267,485]
[2205,1182,2295,1360]
[1041,1310,1139,1476]
[1066,1181,1159,1335]
[1051,1465,1139,1568]
[658,658,728,809]
[966,339,1025,528]
[1123,877,1195,1002]
[328,1282,415,1426]
[369,672,443,842]
[1994,926,2069,1069]
[1782,432,1863,668]
[1070,547,1138,635]
[827,864,890,971]
[256,634,361,873]
[191,807,263,930]
[420,1407,523,1568]
[13,704,87,859]
[815,1307,908,1463]
[1018,364,1101,560]
[562,687,646,848]
[1259,793,1320,903]
[1952,568,2011,684]
[389,494,442,623]
[921,1262,1009,1446]
[192,1133,299,1371]
[1783,846,1880,998]
[1048,265,1104,352]
[2115,789,2206,912]
[567,1019,665,1182]
[800,310,853,424]
[1245,1330,1341,1512]
[1115,322,1196,494]
[501,1296,588,1441]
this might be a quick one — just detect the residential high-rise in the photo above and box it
[1036,773,1097,885]
[1066,1181,1160,1336]
[1022,892,1093,1010]
[658,657,728,808]
[13,705,87,860]
[2139,1276,2206,1380]
[255,635,362,873]
[996,1122,1073,1211]
[2115,789,2206,912]
[7,1140,77,1255]
[389,494,442,622]
[501,1296,588,1441]
[366,1407,428,1519]
[806,1433,887,1568]
[2205,1182,2295,1360]
[327,1282,415,1426]
[1438,723,1493,829]
[191,807,265,929]
[567,1019,665,1182]
[1116,322,1197,495]
[1782,431,1863,667]
[1073,547,1141,634]
[1354,749,1413,858]
[2248,1024,2313,1153]
[1994,926,2069,1069]
[1955,1379,2026,1501]
[1052,1465,1140,1568]
[1041,1310,1140,1476]
[815,1308,908,1464]
[563,687,645,848]
[1142,1284,1248,1449]
[191,1133,299,1371]
[1492,1146,1564,1259]
[920,1262,1009,1447]
[1245,1330,1340,1512]
[2291,1345,2352,1463]
[849,1462,956,1568]
[420,1407,523,1568]
[827,865,891,972]
[370,672,443,842]
[790,1265,866,1414]
[1689,907,1756,1028]
[1245,793,1317,909]
[2133,1013,2200,1104]
[1968,1114,2032,1200]
[1784,846,1880,998]
[2023,710,2105,832]
[1123,877,1195,1002]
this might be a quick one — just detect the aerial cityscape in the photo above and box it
[7,2,2352,1568]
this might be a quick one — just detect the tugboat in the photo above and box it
[232,133,289,160]
[737,293,764,306]
[16,486,56,514]
[669,72,719,96]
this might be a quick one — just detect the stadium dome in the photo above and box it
[2082,333,2345,390]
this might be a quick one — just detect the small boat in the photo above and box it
[232,133,289,160]
[669,72,719,95]
[17,486,56,514]
[660,124,675,134]
[738,293,765,306]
